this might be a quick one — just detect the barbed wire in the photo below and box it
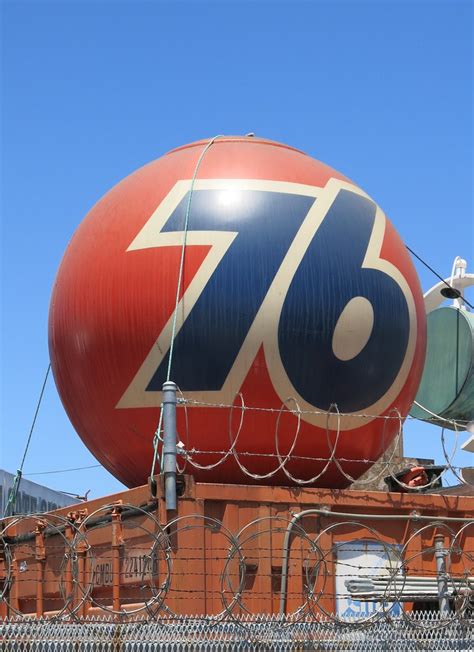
[178,397,472,423]
[19,395,471,483]
[165,395,472,492]
[1,507,472,629]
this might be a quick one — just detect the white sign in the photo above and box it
[335,539,402,619]
[0,469,79,516]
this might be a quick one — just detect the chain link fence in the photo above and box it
[1,612,473,651]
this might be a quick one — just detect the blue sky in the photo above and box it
[1,0,472,500]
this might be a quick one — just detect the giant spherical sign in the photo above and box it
[49,137,426,488]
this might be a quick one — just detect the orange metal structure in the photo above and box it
[1,478,472,619]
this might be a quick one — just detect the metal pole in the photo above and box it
[434,534,450,616]
[162,381,178,512]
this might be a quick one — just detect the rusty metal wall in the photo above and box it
[1,480,472,621]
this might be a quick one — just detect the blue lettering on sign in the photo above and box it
[278,190,409,411]
[146,189,316,391]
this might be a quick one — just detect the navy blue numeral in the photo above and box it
[146,190,316,391]
[278,190,409,412]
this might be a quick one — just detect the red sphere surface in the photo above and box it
[49,137,426,488]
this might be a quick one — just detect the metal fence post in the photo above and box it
[434,534,450,616]
[162,381,178,512]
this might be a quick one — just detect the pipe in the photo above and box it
[162,381,178,512]
[434,534,450,616]
[278,507,473,615]
[279,510,318,615]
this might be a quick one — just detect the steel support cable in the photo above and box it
[149,135,224,480]
[24,463,101,476]
[3,363,51,517]
[405,245,474,309]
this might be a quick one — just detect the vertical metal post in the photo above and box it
[111,506,124,614]
[434,534,450,616]
[162,381,178,512]
[35,521,46,617]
